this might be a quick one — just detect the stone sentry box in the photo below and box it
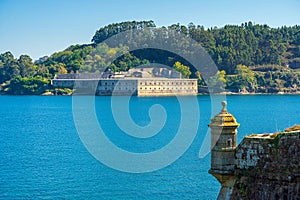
[208,101,240,199]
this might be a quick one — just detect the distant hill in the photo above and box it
[0,20,300,94]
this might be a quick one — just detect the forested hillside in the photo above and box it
[1,20,300,94]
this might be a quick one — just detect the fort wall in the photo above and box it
[231,131,300,199]
[51,78,198,96]
[208,102,300,200]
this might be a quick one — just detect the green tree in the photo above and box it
[173,61,191,78]
[195,71,206,86]
[0,52,19,83]
[207,70,226,91]
[233,65,257,92]
[92,21,156,44]
[8,76,50,95]
[18,55,36,78]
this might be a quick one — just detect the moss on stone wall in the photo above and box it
[231,131,300,199]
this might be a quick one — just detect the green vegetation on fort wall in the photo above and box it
[0,20,300,94]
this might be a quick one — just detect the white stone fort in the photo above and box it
[51,70,198,96]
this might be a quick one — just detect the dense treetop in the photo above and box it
[92,20,156,44]
[0,20,300,94]
[91,21,300,73]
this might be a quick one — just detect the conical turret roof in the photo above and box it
[209,101,240,127]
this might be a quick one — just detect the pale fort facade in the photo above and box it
[52,75,198,96]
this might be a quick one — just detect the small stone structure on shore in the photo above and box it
[209,101,300,200]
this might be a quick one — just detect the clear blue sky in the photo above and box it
[0,0,299,60]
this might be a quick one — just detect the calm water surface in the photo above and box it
[0,95,300,199]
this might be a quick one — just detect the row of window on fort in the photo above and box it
[140,87,195,91]
[139,81,195,86]
[102,81,135,86]
[99,87,195,91]
[100,81,195,86]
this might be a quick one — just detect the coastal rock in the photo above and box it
[41,91,54,96]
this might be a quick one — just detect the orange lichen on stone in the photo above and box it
[245,133,274,139]
[284,124,300,132]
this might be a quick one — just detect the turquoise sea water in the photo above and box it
[0,95,300,199]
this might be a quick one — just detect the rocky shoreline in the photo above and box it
[28,91,300,96]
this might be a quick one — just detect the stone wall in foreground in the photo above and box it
[231,131,300,200]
